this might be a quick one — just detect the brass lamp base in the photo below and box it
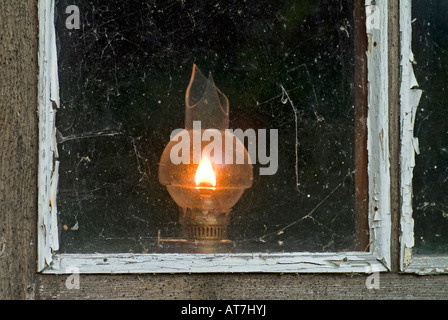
[180,207,229,241]
[157,208,233,253]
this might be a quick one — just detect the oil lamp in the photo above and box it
[158,64,253,249]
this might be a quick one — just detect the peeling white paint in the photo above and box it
[398,0,448,275]
[365,0,391,270]
[403,256,448,275]
[49,161,59,252]
[399,0,423,272]
[44,252,388,274]
[398,1,448,275]
[38,0,60,272]
[402,246,413,269]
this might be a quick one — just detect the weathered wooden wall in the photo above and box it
[0,0,39,300]
[35,273,448,300]
[1,0,448,300]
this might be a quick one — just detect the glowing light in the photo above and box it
[195,156,216,189]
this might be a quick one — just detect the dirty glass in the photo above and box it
[412,0,448,254]
[55,0,357,254]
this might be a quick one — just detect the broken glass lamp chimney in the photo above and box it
[158,64,253,249]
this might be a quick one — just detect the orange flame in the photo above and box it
[195,156,216,189]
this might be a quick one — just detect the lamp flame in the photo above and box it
[195,156,216,189]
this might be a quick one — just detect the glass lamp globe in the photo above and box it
[158,65,253,245]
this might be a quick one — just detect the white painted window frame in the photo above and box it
[37,0,390,274]
[399,0,448,275]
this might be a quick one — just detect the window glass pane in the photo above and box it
[412,0,448,254]
[56,0,357,254]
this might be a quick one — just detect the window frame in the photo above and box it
[37,0,390,274]
[399,0,448,275]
